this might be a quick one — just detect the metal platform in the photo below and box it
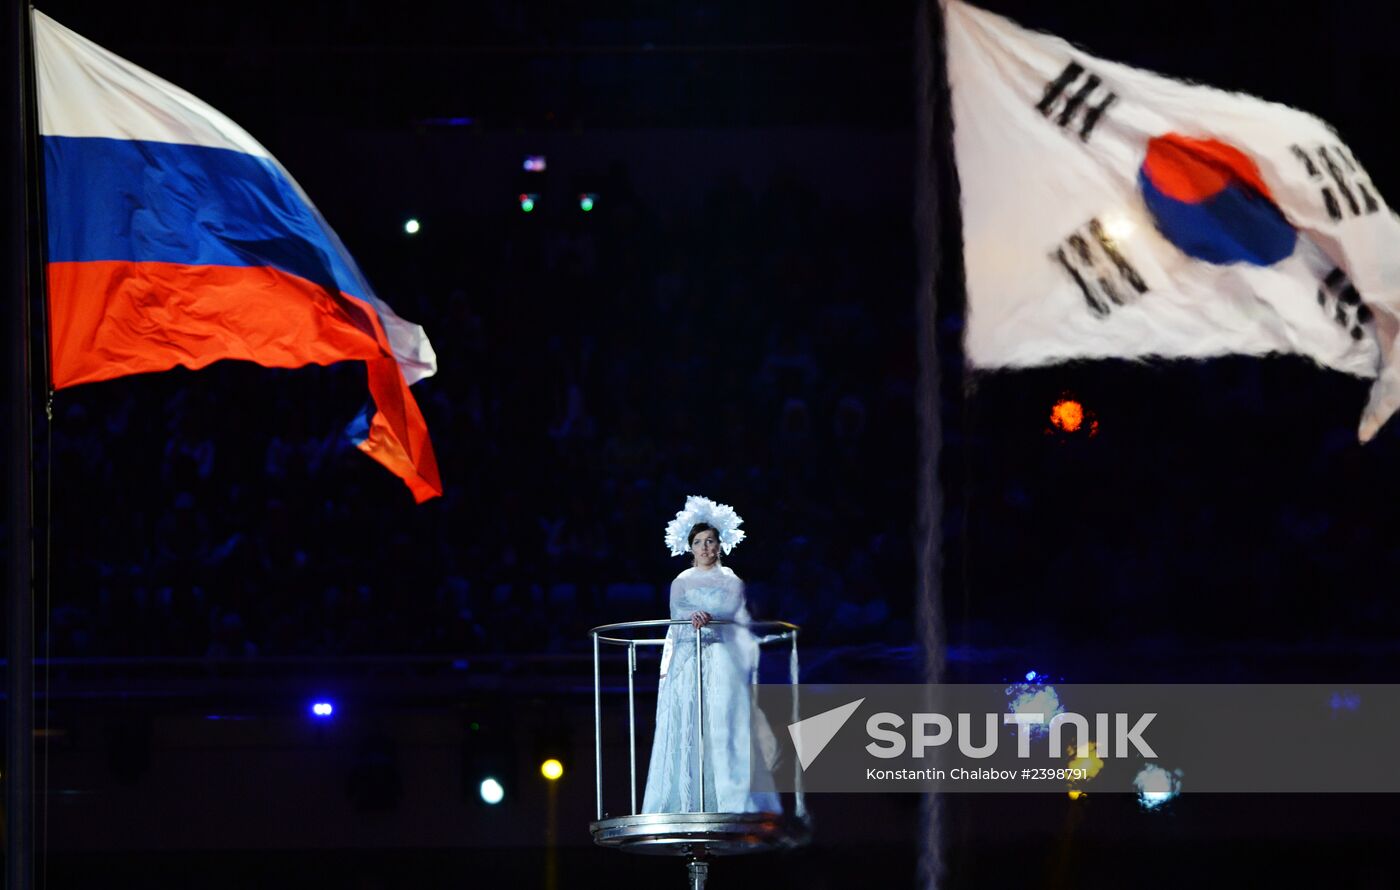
[590,811,810,856]
[590,619,810,886]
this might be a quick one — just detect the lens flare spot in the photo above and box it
[1046,396,1099,438]
[1329,690,1361,714]
[1006,683,1064,739]
[479,777,505,804]
[1103,215,1136,241]
[1067,741,1105,781]
[1134,764,1182,810]
[1051,399,1083,432]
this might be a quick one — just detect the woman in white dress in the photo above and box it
[642,497,780,814]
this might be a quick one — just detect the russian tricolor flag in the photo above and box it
[33,11,442,502]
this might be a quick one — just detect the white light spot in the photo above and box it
[1134,764,1182,810]
[1007,684,1064,739]
[1103,216,1135,241]
[479,778,505,805]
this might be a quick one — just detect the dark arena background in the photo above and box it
[4,1,1400,887]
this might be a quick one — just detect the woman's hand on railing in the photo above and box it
[689,611,713,630]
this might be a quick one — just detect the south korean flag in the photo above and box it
[945,0,1400,441]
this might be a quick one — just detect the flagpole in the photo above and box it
[6,0,39,886]
[914,1,951,888]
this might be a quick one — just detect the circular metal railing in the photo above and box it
[588,618,808,863]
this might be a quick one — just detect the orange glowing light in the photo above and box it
[1067,742,1105,781]
[1050,399,1085,433]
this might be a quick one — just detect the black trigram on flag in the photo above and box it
[1036,61,1117,142]
[1317,267,1373,342]
[1053,219,1149,318]
[1290,143,1381,222]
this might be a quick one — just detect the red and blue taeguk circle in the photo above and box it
[1139,133,1296,266]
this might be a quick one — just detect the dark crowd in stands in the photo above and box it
[34,172,1400,670]
[42,172,918,660]
[954,353,1400,668]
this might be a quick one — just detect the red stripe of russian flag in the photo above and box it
[49,260,442,503]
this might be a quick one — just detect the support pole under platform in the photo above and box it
[687,858,709,890]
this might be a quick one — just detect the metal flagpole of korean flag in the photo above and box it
[944,0,1400,442]
[915,1,952,887]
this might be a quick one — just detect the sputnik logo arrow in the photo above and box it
[787,698,864,770]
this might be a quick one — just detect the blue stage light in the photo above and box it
[311,701,335,718]
[1329,690,1361,712]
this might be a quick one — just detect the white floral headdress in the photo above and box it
[663,495,746,557]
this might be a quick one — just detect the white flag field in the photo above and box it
[947,0,1400,441]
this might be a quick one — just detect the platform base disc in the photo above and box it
[590,812,810,857]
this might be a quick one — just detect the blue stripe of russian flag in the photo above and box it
[44,135,364,298]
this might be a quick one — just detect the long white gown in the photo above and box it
[642,565,781,814]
